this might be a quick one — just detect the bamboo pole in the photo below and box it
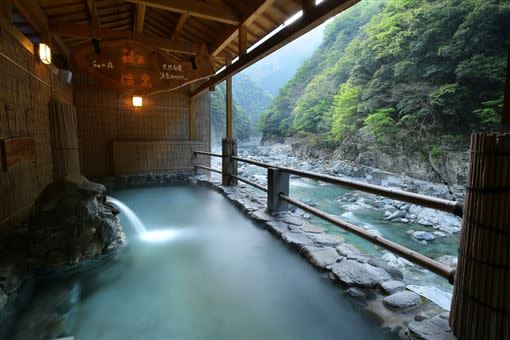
[49,100,80,179]
[450,133,510,339]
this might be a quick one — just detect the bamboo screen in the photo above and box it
[75,77,211,177]
[0,26,61,234]
[450,133,510,339]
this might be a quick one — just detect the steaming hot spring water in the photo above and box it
[8,185,393,339]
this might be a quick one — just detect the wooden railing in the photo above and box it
[194,151,460,283]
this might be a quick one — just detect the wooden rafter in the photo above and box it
[134,4,145,33]
[49,22,202,55]
[86,0,100,28]
[171,12,188,39]
[12,0,70,58]
[209,0,276,57]
[124,0,240,25]
[192,0,360,97]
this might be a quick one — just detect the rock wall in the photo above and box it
[278,133,469,187]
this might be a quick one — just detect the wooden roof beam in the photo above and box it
[86,0,100,28]
[49,22,202,55]
[192,0,360,97]
[171,12,188,39]
[124,0,240,25]
[210,0,276,57]
[134,4,145,33]
[12,0,71,59]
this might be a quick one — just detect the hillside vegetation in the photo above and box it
[259,0,509,155]
[211,74,272,142]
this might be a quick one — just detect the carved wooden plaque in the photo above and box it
[71,39,214,93]
[0,137,36,171]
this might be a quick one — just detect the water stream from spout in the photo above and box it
[107,196,180,242]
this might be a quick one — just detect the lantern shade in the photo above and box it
[132,96,143,107]
[39,43,51,64]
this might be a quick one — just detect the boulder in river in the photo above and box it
[385,210,406,221]
[412,231,435,242]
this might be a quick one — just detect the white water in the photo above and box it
[107,196,147,234]
[107,196,180,243]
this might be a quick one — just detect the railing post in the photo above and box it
[222,138,237,186]
[267,167,289,214]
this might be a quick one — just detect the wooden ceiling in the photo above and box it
[32,0,305,70]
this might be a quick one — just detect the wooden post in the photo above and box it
[221,138,237,186]
[450,133,510,339]
[226,57,233,139]
[503,41,510,129]
[267,168,289,214]
[188,86,195,141]
[239,24,247,56]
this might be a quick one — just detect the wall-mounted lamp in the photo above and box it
[38,43,52,64]
[132,96,143,107]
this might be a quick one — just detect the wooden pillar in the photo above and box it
[450,133,510,339]
[188,86,196,141]
[49,100,81,179]
[221,138,237,186]
[226,57,233,139]
[503,41,510,129]
[239,24,247,56]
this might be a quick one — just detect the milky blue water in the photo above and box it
[71,185,394,339]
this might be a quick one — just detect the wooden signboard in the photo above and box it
[0,137,36,171]
[71,39,214,93]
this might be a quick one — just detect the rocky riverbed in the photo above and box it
[231,141,463,250]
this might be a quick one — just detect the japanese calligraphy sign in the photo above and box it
[71,39,214,93]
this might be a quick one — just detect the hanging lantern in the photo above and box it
[38,43,52,64]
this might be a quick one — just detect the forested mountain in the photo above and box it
[259,0,510,154]
[243,26,325,95]
[233,73,273,125]
[210,82,251,142]
[211,73,273,142]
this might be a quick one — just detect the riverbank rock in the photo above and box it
[381,281,405,295]
[331,260,392,288]
[383,291,420,308]
[28,176,126,266]
[312,233,344,247]
[408,313,455,340]
[301,246,340,269]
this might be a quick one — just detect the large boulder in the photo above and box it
[28,176,126,266]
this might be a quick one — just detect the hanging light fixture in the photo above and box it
[132,96,143,107]
[38,43,52,64]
